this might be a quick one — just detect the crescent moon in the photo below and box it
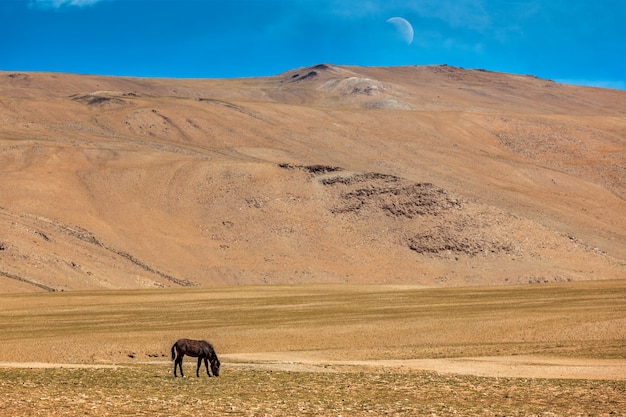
[387,17,414,45]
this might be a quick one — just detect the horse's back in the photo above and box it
[174,338,193,346]
[174,338,212,357]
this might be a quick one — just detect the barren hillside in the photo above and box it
[1,65,625,292]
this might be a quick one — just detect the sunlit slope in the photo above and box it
[1,65,625,291]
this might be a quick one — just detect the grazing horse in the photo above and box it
[171,338,221,377]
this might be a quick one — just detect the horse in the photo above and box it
[171,338,221,377]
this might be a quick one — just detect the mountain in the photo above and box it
[1,65,625,292]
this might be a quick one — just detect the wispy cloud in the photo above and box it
[29,0,104,9]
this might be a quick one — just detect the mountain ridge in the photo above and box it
[1,65,625,292]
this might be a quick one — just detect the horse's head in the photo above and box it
[210,356,221,377]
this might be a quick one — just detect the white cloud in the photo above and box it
[29,0,104,9]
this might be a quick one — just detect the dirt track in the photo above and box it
[3,354,625,380]
[225,353,626,380]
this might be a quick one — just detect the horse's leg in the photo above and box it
[196,357,202,377]
[177,355,185,378]
[173,355,178,377]
[204,357,210,376]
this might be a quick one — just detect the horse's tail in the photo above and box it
[171,342,177,361]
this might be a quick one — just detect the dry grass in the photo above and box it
[1,365,625,416]
[1,281,625,415]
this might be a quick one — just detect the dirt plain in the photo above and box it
[1,65,625,415]
[0,282,625,416]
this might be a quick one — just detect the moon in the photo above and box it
[387,17,414,45]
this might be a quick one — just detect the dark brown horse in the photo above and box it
[171,338,221,377]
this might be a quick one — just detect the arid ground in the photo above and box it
[1,66,625,415]
[0,282,625,416]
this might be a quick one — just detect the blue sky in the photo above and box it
[1,0,625,89]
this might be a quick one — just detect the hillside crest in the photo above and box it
[1,65,625,292]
